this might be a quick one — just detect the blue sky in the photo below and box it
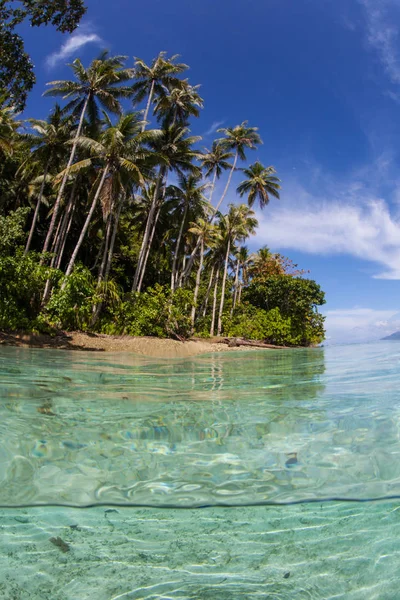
[19,0,400,342]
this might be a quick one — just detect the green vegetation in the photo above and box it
[0,50,326,345]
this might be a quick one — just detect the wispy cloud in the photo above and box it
[46,25,102,69]
[203,120,225,137]
[256,193,400,280]
[250,158,400,279]
[360,0,400,83]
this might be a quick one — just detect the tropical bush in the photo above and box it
[0,251,52,330]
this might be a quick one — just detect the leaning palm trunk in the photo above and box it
[64,166,109,280]
[210,267,220,337]
[190,238,204,331]
[171,201,189,292]
[217,240,231,336]
[41,95,89,261]
[213,151,238,215]
[201,265,215,318]
[132,167,165,292]
[25,159,50,254]
[137,202,161,293]
[231,259,240,315]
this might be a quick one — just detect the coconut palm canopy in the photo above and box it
[0,50,326,346]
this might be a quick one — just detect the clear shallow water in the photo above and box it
[2,342,400,598]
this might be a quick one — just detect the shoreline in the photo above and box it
[0,331,285,358]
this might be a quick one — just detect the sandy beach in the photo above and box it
[0,331,268,358]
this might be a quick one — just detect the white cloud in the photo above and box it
[46,26,102,68]
[323,307,400,343]
[254,177,400,279]
[360,0,400,83]
[204,120,225,137]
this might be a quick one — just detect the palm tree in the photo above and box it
[0,98,20,156]
[237,161,281,209]
[24,106,72,253]
[132,52,188,131]
[217,204,258,335]
[214,122,262,213]
[41,52,134,258]
[179,142,233,286]
[201,141,233,207]
[188,218,219,330]
[154,80,203,126]
[132,124,201,292]
[61,112,148,280]
[235,245,251,307]
[167,174,209,292]
[249,246,285,279]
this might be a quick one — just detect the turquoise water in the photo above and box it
[1,343,400,598]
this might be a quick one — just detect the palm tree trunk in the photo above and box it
[91,203,114,320]
[210,267,220,337]
[142,80,155,132]
[238,281,243,305]
[132,167,164,292]
[208,169,217,207]
[97,208,114,284]
[64,166,109,280]
[137,203,161,293]
[41,95,89,262]
[41,180,77,305]
[213,151,238,215]
[201,264,214,317]
[91,195,124,326]
[231,259,240,315]
[56,199,75,269]
[25,159,50,254]
[104,196,124,283]
[171,200,188,292]
[180,167,227,286]
[217,239,231,336]
[190,238,204,331]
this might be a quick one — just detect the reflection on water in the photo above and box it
[1,343,400,506]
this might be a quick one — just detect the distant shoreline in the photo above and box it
[0,331,286,358]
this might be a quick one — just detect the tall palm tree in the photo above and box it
[188,218,219,330]
[41,52,134,258]
[132,52,188,131]
[154,80,203,126]
[167,174,209,292]
[237,161,281,209]
[24,106,72,253]
[61,112,149,280]
[132,124,201,292]
[235,245,251,307]
[217,204,258,335]
[179,142,233,286]
[201,141,233,207]
[214,122,261,213]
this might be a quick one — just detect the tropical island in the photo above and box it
[0,11,326,349]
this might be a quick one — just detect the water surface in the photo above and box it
[1,342,400,598]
